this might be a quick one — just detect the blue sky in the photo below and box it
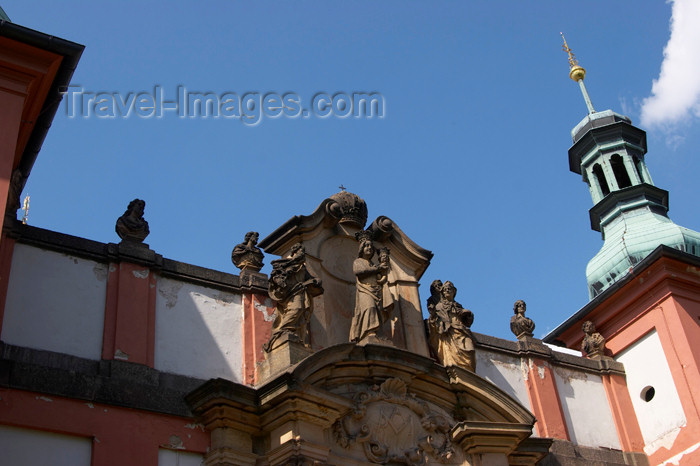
[4,2,700,340]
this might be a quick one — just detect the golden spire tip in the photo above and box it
[561,32,586,82]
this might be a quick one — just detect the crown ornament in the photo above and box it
[355,229,373,244]
[327,190,368,228]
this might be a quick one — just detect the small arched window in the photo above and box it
[593,163,610,197]
[611,154,632,189]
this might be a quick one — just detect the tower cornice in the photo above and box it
[588,184,668,232]
[569,120,647,174]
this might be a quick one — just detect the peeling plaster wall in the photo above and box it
[615,329,686,455]
[553,366,620,449]
[158,448,204,466]
[475,349,531,412]
[155,277,243,382]
[0,424,92,466]
[1,244,107,360]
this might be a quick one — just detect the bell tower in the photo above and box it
[562,35,700,298]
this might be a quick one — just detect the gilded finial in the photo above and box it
[561,33,577,67]
[561,32,586,82]
[561,33,595,114]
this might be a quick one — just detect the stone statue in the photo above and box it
[231,231,264,272]
[581,321,606,359]
[427,280,476,371]
[115,199,149,243]
[264,243,323,352]
[510,299,535,340]
[349,230,394,343]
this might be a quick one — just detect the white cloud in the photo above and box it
[640,0,700,129]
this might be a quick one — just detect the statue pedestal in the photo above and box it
[258,335,313,383]
[515,331,534,341]
[239,269,267,290]
[356,333,394,347]
[585,349,605,360]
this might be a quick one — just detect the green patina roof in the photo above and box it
[586,204,700,298]
[569,108,700,298]
[0,6,10,22]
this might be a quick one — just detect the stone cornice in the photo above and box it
[0,342,204,417]
[473,332,626,376]
[3,220,268,294]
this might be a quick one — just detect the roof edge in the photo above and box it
[543,244,700,344]
[0,20,85,196]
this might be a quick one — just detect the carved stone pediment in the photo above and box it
[258,193,433,355]
[333,378,459,465]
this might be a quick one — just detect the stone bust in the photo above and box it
[115,199,149,243]
[231,231,264,272]
[510,299,535,339]
[581,320,606,359]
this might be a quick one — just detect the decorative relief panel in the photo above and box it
[333,378,459,465]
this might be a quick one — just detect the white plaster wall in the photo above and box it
[553,366,620,449]
[475,349,531,412]
[0,424,92,466]
[615,329,686,455]
[158,449,204,466]
[155,277,243,382]
[1,243,107,360]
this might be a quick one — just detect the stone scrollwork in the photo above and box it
[333,378,456,465]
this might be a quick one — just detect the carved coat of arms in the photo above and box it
[333,378,456,465]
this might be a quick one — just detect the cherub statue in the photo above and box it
[231,231,264,272]
[264,243,323,352]
[115,199,149,243]
[427,280,475,371]
[510,300,535,340]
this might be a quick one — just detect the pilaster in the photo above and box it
[601,370,645,452]
[240,270,272,385]
[102,242,161,366]
[517,339,570,440]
